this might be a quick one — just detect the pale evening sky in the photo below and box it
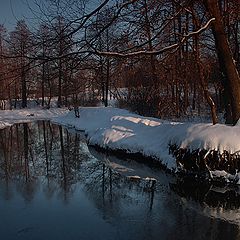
[0,0,38,30]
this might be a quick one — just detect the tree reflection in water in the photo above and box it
[0,121,83,202]
[0,121,239,240]
[0,122,155,204]
[170,178,240,210]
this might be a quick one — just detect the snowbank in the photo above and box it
[53,107,240,171]
[0,108,67,129]
[1,107,239,183]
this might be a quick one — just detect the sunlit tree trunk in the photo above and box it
[204,0,240,125]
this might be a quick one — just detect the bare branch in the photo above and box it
[95,18,215,58]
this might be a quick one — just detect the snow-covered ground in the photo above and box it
[1,106,240,183]
[0,107,67,129]
[53,107,240,170]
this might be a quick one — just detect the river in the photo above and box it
[0,121,239,240]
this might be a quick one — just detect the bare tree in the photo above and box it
[203,0,240,125]
[9,20,33,108]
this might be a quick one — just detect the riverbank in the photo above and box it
[1,106,240,184]
[1,120,239,237]
[53,107,240,184]
[0,108,67,129]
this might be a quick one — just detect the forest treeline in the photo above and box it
[0,0,239,125]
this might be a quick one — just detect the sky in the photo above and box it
[0,0,37,31]
[0,0,101,32]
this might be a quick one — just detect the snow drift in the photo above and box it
[53,107,240,172]
[0,108,67,129]
[1,106,239,183]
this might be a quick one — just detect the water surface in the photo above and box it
[0,121,239,240]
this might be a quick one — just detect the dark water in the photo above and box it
[0,121,239,240]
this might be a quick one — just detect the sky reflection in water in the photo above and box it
[0,121,239,240]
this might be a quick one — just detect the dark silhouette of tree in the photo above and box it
[9,20,33,108]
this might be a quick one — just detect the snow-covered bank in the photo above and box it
[53,107,240,174]
[1,107,239,183]
[0,108,67,129]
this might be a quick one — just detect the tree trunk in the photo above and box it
[42,62,45,107]
[21,68,27,108]
[198,62,218,125]
[204,0,240,125]
[105,58,110,107]
[57,59,62,107]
